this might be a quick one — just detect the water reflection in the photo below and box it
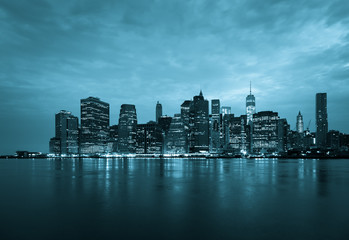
[1,158,349,240]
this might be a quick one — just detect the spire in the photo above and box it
[298,111,301,115]
[250,81,252,95]
[199,89,203,96]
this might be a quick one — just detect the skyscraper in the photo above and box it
[118,104,137,153]
[50,110,78,155]
[80,97,110,154]
[156,101,162,123]
[210,99,221,152]
[296,111,304,133]
[164,114,188,153]
[221,106,231,116]
[246,82,256,125]
[252,111,279,154]
[190,90,209,152]
[316,93,328,148]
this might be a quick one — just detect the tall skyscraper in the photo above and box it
[246,82,256,125]
[211,99,220,115]
[316,93,328,148]
[210,99,221,153]
[296,111,304,133]
[190,90,209,152]
[156,101,162,123]
[50,110,78,155]
[164,114,188,153]
[118,104,137,153]
[80,97,110,154]
[252,111,279,154]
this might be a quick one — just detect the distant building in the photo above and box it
[327,130,340,151]
[109,125,119,152]
[316,93,328,148]
[296,111,304,133]
[80,97,110,154]
[118,104,137,153]
[156,101,162,123]
[278,118,289,153]
[246,82,256,125]
[226,115,249,154]
[50,110,79,155]
[136,121,163,154]
[210,99,221,153]
[252,111,279,154]
[165,114,188,153]
[189,91,209,153]
[221,106,231,116]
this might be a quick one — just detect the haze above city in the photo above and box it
[1,0,349,154]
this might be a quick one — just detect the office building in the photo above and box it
[252,111,279,154]
[49,110,79,155]
[164,114,188,153]
[296,111,304,133]
[136,121,162,154]
[246,82,256,125]
[316,93,328,148]
[118,104,137,153]
[189,91,209,152]
[80,97,110,154]
[210,99,221,153]
[156,101,162,123]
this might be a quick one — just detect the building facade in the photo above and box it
[118,104,137,153]
[80,97,110,154]
[316,93,328,148]
[252,111,279,154]
[156,101,162,123]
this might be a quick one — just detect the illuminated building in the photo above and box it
[165,114,188,153]
[136,121,162,154]
[210,99,221,153]
[118,104,137,153]
[296,111,304,133]
[221,106,231,116]
[109,125,118,152]
[80,97,110,154]
[278,118,289,153]
[246,82,256,125]
[156,101,162,123]
[226,115,249,154]
[252,111,279,154]
[189,90,209,152]
[316,93,328,148]
[49,110,79,155]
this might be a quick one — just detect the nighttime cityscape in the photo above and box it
[3,89,348,159]
[1,1,349,240]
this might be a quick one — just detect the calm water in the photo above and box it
[1,158,349,240]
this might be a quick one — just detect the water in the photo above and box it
[1,158,349,240]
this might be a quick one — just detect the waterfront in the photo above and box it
[1,158,349,239]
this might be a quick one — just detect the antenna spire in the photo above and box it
[250,81,252,95]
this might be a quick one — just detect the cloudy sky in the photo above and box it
[1,0,349,154]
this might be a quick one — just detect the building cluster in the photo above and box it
[49,90,349,157]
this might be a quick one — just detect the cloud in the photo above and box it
[1,0,349,154]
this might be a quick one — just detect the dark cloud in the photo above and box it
[1,0,349,154]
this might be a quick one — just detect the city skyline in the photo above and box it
[1,0,349,154]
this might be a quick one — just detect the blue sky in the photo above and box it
[1,0,349,154]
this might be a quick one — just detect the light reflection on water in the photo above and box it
[1,158,349,240]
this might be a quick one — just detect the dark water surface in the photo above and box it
[1,158,349,240]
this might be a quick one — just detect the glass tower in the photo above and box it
[246,82,256,125]
[316,93,328,148]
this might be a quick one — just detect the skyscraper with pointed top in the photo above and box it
[296,111,304,133]
[246,82,256,125]
[190,90,209,152]
[156,101,162,123]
